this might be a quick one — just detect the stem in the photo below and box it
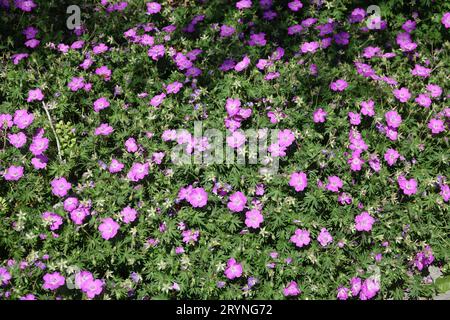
[42,102,63,162]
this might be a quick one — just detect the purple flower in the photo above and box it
[393,87,411,103]
[283,281,301,296]
[29,136,49,156]
[384,148,400,166]
[236,0,252,10]
[245,209,264,228]
[13,109,34,129]
[27,88,44,102]
[109,159,124,173]
[43,272,65,290]
[289,172,308,192]
[121,206,138,224]
[385,110,402,128]
[94,123,114,136]
[287,0,302,11]
[81,278,104,299]
[0,267,11,285]
[98,217,120,240]
[355,211,375,232]
[428,119,445,134]
[93,97,110,112]
[146,2,161,14]
[337,286,349,300]
[220,25,235,37]
[441,12,450,28]
[186,187,208,208]
[359,278,380,300]
[300,41,319,54]
[397,175,418,195]
[51,177,72,197]
[317,228,333,246]
[224,258,243,280]
[127,162,149,182]
[290,229,310,248]
[68,77,86,91]
[227,191,247,212]
[326,176,343,193]
[4,165,24,181]
[42,211,63,230]
[8,132,27,148]
[330,79,348,92]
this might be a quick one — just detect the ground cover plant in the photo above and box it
[0,0,449,300]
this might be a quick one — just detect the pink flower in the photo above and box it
[326,176,343,193]
[317,228,333,246]
[220,25,235,37]
[81,278,104,299]
[98,217,120,240]
[125,137,139,153]
[31,155,48,170]
[166,81,183,94]
[120,206,138,224]
[225,98,241,116]
[288,0,303,11]
[393,87,411,103]
[70,207,88,225]
[426,84,442,98]
[440,185,450,202]
[337,287,349,300]
[109,159,124,173]
[68,77,85,91]
[95,66,112,81]
[283,281,301,297]
[234,55,250,72]
[348,112,361,125]
[148,45,165,60]
[415,94,432,108]
[0,267,11,285]
[350,277,362,296]
[224,258,243,280]
[300,41,319,53]
[313,108,327,123]
[186,187,208,208]
[94,123,114,136]
[384,148,400,166]
[442,12,450,28]
[245,209,264,228]
[355,211,375,232]
[226,131,246,149]
[13,109,34,129]
[385,110,402,128]
[42,212,63,230]
[236,0,252,10]
[27,88,44,102]
[428,119,445,134]
[359,278,380,300]
[278,129,295,148]
[150,93,166,107]
[29,136,49,156]
[146,2,161,14]
[51,177,72,197]
[93,97,110,112]
[411,64,431,78]
[182,229,200,244]
[92,43,108,54]
[43,272,65,290]
[63,197,79,212]
[8,132,27,148]
[348,153,364,171]
[397,175,418,195]
[3,165,24,181]
[127,162,149,182]
[0,114,13,129]
[290,229,310,248]
[75,271,93,289]
[360,100,375,117]
[227,191,247,212]
[289,172,308,192]
[330,79,348,92]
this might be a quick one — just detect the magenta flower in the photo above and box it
[8,132,27,148]
[31,155,48,170]
[220,25,235,37]
[426,84,442,98]
[326,176,343,193]
[92,43,108,54]
[440,185,450,202]
[146,2,161,14]
[397,176,418,195]
[278,129,295,148]
[165,81,183,94]
[13,109,34,129]
[317,228,333,246]
[148,45,165,60]
[225,98,241,116]
[360,100,375,117]
[290,229,310,248]
[313,108,327,123]
[428,119,445,134]
[98,217,120,240]
[442,12,450,28]
[81,278,104,299]
[150,93,166,107]
[224,258,243,280]
[236,0,252,10]
[120,206,138,224]
[125,137,138,153]
[109,159,124,173]
[51,177,72,197]
[63,197,79,212]
[127,162,149,182]
[234,55,250,72]
[385,110,402,128]
[300,41,319,54]
[415,94,432,108]
[68,77,85,91]
[227,191,247,212]
[359,278,380,300]
[384,148,400,166]
[348,112,361,125]
[4,165,24,181]
[75,271,93,289]
[393,87,411,103]
[337,286,349,300]
[42,211,63,230]
[0,267,11,285]
[93,97,110,112]
[330,79,348,92]
[70,207,88,225]
[27,88,44,102]
[283,281,301,297]
[182,229,200,244]
[94,123,114,136]
[245,209,264,228]
[29,136,49,156]
[355,211,375,232]
[289,172,308,192]
[186,187,208,208]
[43,272,65,290]
[226,131,246,149]
[95,65,112,81]
[288,0,303,11]
[411,64,431,78]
